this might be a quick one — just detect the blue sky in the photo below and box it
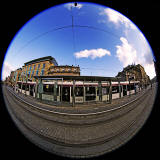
[2,2,156,80]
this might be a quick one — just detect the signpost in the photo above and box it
[54,81,58,101]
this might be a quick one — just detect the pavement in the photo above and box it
[2,83,157,158]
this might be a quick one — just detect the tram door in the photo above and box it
[30,85,34,96]
[62,87,70,102]
[123,85,127,96]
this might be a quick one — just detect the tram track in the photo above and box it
[2,85,156,157]
[3,84,156,158]
[4,85,151,127]
[5,85,150,121]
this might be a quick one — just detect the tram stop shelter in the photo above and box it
[34,75,120,106]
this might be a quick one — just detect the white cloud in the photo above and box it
[64,3,83,10]
[116,37,156,79]
[74,48,111,59]
[99,8,136,30]
[116,37,137,66]
[2,61,15,81]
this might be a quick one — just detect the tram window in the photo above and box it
[22,85,25,90]
[26,84,29,91]
[75,87,83,96]
[130,84,134,90]
[112,86,119,94]
[43,84,53,94]
[18,83,21,88]
[127,84,134,91]
[86,87,95,94]
[43,85,59,95]
[102,87,108,95]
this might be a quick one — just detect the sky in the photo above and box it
[2,2,156,80]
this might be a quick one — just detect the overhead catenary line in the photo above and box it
[17,25,73,54]
[15,24,120,57]
[81,67,109,71]
[70,5,77,66]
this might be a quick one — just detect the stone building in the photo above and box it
[9,71,16,86]
[15,68,22,82]
[7,56,80,85]
[116,64,150,86]
[21,56,58,82]
[48,65,80,76]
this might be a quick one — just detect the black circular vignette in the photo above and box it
[0,0,159,160]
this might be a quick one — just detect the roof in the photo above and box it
[24,56,58,66]
[50,65,80,68]
[34,75,118,81]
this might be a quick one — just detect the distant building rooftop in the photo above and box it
[24,56,58,66]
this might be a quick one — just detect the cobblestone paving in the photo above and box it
[2,84,157,158]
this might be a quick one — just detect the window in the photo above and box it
[36,70,39,76]
[28,71,30,77]
[42,63,45,69]
[127,84,134,90]
[22,85,25,90]
[43,84,59,95]
[75,87,83,96]
[41,70,44,76]
[31,71,34,77]
[112,86,119,94]
[85,86,96,95]
[38,64,40,69]
[98,87,109,95]
[33,65,36,70]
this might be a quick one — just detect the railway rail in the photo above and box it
[2,84,156,158]
[4,85,151,124]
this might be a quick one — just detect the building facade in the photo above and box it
[20,56,58,82]
[48,65,80,76]
[116,64,150,87]
[7,56,80,85]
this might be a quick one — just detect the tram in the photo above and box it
[16,79,140,104]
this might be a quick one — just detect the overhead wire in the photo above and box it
[70,5,77,66]
[15,4,121,59]
[15,25,120,56]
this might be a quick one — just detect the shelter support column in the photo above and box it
[35,79,38,99]
[61,79,63,103]
[83,80,85,103]
[106,81,109,102]
[54,81,57,102]
[129,79,131,96]
[118,80,121,98]
[98,81,102,102]
[109,80,112,104]
[21,82,22,93]
[72,80,75,107]
[29,84,30,96]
